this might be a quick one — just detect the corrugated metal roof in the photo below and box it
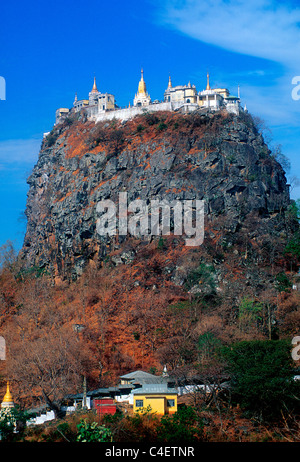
[66,384,135,400]
[65,371,173,401]
[132,384,178,395]
[120,370,156,379]
[120,370,169,384]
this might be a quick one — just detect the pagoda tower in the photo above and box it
[206,72,211,90]
[1,381,14,409]
[133,69,151,107]
[89,76,100,105]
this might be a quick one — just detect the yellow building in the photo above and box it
[133,384,178,415]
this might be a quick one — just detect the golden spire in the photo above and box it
[138,68,147,95]
[206,72,211,91]
[168,74,172,89]
[91,76,98,94]
[1,381,14,408]
[3,381,12,402]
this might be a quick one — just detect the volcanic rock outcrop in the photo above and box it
[21,109,295,281]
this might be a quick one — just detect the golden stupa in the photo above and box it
[91,76,99,94]
[206,72,211,91]
[1,381,14,408]
[138,69,147,95]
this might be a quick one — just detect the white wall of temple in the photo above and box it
[225,102,240,115]
[92,101,199,123]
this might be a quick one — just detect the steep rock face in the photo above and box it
[21,110,293,281]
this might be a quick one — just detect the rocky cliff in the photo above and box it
[21,109,296,282]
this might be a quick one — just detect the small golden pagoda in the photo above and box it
[1,381,14,409]
[206,72,211,91]
[91,76,99,94]
[134,69,151,107]
[137,68,147,95]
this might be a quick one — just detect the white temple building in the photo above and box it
[55,69,242,125]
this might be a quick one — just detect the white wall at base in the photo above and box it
[27,410,55,426]
[115,394,134,405]
[93,101,199,123]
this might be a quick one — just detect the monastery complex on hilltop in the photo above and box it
[55,69,244,125]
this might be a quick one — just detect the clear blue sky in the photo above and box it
[0,0,300,250]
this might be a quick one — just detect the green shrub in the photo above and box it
[55,422,76,442]
[0,407,29,441]
[157,121,167,131]
[197,331,222,361]
[221,340,300,420]
[238,297,263,332]
[45,131,59,147]
[144,113,159,126]
[275,272,292,292]
[185,263,216,293]
[76,419,113,442]
[136,124,145,132]
[157,237,167,250]
[156,406,204,442]
[284,232,300,259]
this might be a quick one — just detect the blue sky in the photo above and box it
[0,0,300,250]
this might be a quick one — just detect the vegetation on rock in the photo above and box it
[0,110,299,442]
